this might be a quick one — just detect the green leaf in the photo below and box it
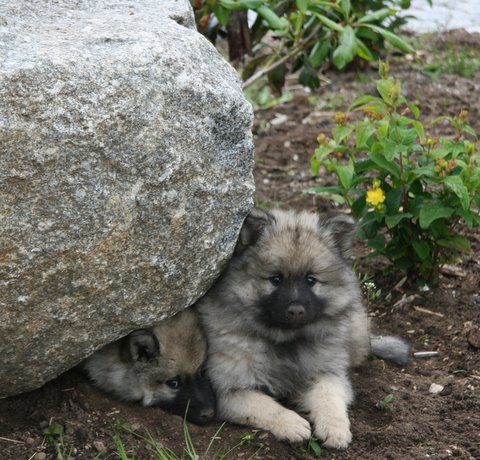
[376,77,400,105]
[357,212,381,240]
[358,8,396,23]
[370,150,401,178]
[351,194,367,218]
[213,5,231,27]
[332,26,357,69]
[444,175,470,210]
[308,437,323,458]
[355,38,374,61]
[257,6,288,30]
[299,63,321,89]
[412,239,430,260]
[384,187,402,213]
[340,0,351,15]
[356,121,374,148]
[368,233,385,251]
[348,95,383,111]
[360,24,414,53]
[411,165,436,177]
[219,0,264,9]
[296,0,309,13]
[308,188,347,204]
[337,161,354,190]
[462,124,478,138]
[437,236,471,252]
[411,120,425,142]
[239,0,264,8]
[313,144,335,162]
[419,204,454,229]
[385,213,412,229]
[308,185,344,195]
[384,138,399,161]
[397,127,417,146]
[309,41,331,68]
[332,124,354,144]
[312,12,344,33]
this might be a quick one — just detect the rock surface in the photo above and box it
[0,0,254,397]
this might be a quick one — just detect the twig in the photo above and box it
[414,351,440,358]
[413,306,445,318]
[0,436,25,444]
[242,25,321,89]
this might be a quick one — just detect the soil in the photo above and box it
[1,30,479,460]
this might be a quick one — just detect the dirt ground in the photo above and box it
[1,30,479,460]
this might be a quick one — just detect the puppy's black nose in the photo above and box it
[198,407,215,423]
[287,304,305,319]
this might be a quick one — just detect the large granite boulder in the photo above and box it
[0,0,254,397]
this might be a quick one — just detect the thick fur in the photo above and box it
[82,309,215,425]
[197,208,409,448]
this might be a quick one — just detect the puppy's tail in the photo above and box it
[370,334,411,366]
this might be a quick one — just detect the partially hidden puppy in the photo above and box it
[82,308,215,425]
[197,208,410,448]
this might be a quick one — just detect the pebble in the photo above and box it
[93,440,107,454]
[429,383,444,394]
[25,437,35,445]
[36,453,46,460]
[270,113,288,126]
[467,325,480,349]
[130,422,141,431]
[439,383,453,396]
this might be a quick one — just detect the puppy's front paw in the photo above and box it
[314,414,351,449]
[270,409,311,443]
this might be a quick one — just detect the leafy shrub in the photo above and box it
[310,64,480,284]
[191,0,416,90]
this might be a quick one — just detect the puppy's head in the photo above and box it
[122,310,215,425]
[232,208,359,341]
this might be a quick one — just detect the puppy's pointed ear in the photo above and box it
[319,213,356,258]
[235,208,274,254]
[125,329,159,363]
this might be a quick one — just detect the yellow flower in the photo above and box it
[366,186,386,208]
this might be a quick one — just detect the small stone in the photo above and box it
[429,383,444,394]
[39,420,49,429]
[25,437,35,445]
[467,325,480,349]
[93,440,107,454]
[439,384,453,396]
[36,453,46,460]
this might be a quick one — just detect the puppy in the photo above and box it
[83,308,215,425]
[197,208,410,447]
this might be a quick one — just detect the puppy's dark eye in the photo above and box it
[269,275,283,286]
[166,377,182,389]
[306,275,318,287]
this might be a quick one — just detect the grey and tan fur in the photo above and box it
[82,308,215,425]
[197,208,410,448]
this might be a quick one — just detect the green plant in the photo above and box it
[111,418,263,460]
[192,0,415,92]
[310,64,480,284]
[376,393,394,410]
[306,436,323,457]
[362,278,382,302]
[244,80,293,109]
[43,421,74,460]
[421,46,480,79]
